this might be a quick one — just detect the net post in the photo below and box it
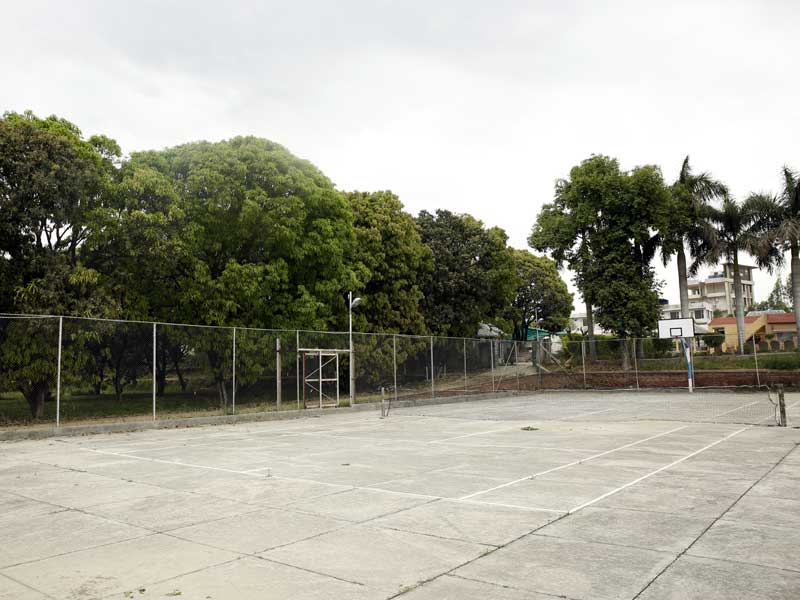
[392,334,398,403]
[679,336,694,393]
[581,339,587,390]
[152,322,156,421]
[490,339,495,393]
[632,337,640,391]
[56,316,63,428]
[753,337,761,387]
[463,338,467,395]
[276,337,282,411]
[296,330,300,410]
[430,336,435,400]
[231,327,236,415]
[778,384,787,426]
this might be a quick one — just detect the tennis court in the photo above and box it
[2,391,799,599]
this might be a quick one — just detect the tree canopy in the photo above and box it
[416,209,517,338]
[505,250,573,339]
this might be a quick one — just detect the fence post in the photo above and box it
[430,336,435,399]
[232,327,236,415]
[581,340,587,390]
[296,330,300,410]
[753,338,760,387]
[777,384,787,426]
[537,338,543,390]
[463,338,468,395]
[515,341,520,391]
[632,338,640,391]
[152,322,156,421]
[392,335,398,403]
[490,339,495,393]
[56,316,63,427]
[276,337,282,410]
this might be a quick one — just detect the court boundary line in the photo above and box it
[568,426,749,513]
[459,424,690,501]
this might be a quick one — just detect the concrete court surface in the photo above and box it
[1,392,799,600]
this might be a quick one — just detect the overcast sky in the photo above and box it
[3,0,799,308]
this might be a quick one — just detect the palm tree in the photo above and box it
[661,157,727,318]
[701,195,781,353]
[759,166,800,340]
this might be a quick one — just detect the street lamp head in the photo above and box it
[350,297,362,309]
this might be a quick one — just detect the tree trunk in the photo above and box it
[792,243,800,345]
[621,338,631,371]
[677,246,690,319]
[156,346,167,397]
[217,379,229,409]
[733,252,746,354]
[585,299,597,361]
[25,385,47,419]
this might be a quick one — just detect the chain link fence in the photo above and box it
[1,315,799,426]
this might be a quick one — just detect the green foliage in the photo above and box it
[416,210,516,337]
[702,333,725,350]
[347,191,430,334]
[532,155,669,338]
[505,250,573,338]
[119,137,357,330]
[752,274,792,312]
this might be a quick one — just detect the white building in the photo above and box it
[687,263,755,316]
[569,312,610,335]
[660,302,714,326]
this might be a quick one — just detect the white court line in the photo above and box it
[458,424,690,501]
[568,426,749,513]
[560,407,615,420]
[81,447,263,475]
[453,498,565,514]
[430,427,517,443]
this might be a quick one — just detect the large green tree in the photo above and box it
[127,137,357,329]
[591,164,670,340]
[529,156,613,354]
[416,210,516,337]
[530,156,670,356]
[0,111,118,417]
[660,157,728,319]
[347,191,430,335]
[505,250,573,339]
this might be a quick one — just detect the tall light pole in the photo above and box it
[348,291,362,406]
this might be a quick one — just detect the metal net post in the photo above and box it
[463,338,467,395]
[581,339,587,389]
[429,336,435,399]
[231,327,236,415]
[151,322,156,420]
[490,339,495,392]
[56,316,63,427]
[296,330,300,410]
[753,337,760,387]
[393,335,398,403]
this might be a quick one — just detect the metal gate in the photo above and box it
[299,348,346,408]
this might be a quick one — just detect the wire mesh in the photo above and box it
[353,333,395,405]
[1,313,798,427]
[156,324,233,418]
[0,316,59,424]
[59,318,154,423]
[464,338,493,394]
[394,335,433,401]
[233,328,292,414]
